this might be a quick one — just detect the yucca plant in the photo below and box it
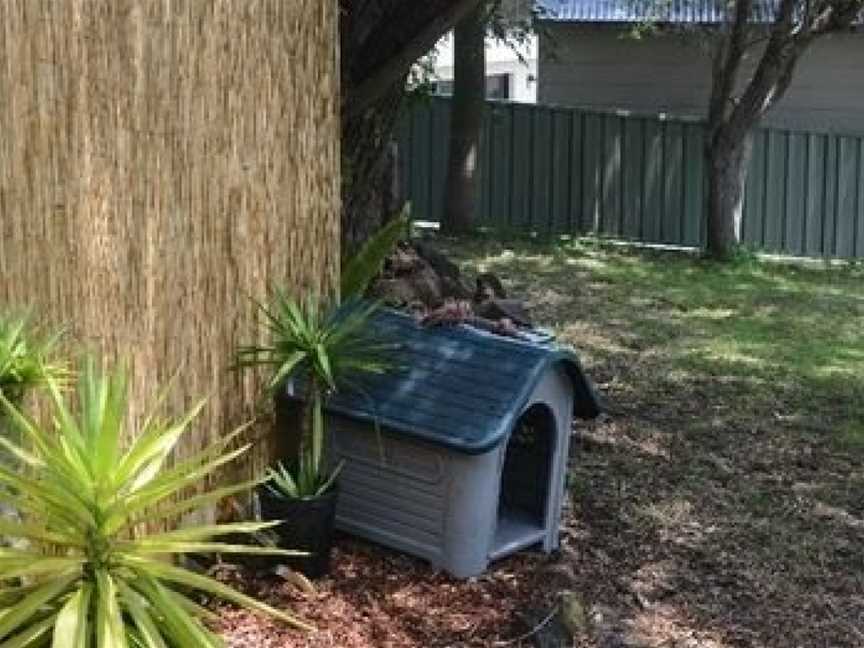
[236,296,393,499]
[266,460,341,501]
[0,360,313,646]
[0,311,67,407]
[0,311,68,541]
[236,215,406,501]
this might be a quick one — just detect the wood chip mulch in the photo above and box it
[212,535,562,648]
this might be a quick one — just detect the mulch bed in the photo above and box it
[213,534,562,647]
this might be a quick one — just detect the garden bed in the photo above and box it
[214,536,559,647]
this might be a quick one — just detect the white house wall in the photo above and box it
[434,34,539,103]
[538,25,864,134]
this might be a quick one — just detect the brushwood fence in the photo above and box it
[398,96,864,259]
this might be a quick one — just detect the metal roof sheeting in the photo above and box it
[536,0,784,24]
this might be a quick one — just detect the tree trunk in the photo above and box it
[442,3,487,233]
[706,130,754,260]
[341,82,406,256]
[339,0,487,252]
[342,0,487,120]
[0,1,340,479]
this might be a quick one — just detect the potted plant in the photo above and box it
[236,293,394,577]
[235,215,406,578]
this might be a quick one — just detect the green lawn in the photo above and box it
[443,236,864,647]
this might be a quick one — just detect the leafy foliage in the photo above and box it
[236,296,394,499]
[266,459,343,501]
[341,209,409,300]
[0,360,312,646]
[0,312,67,406]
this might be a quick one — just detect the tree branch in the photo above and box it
[729,0,862,129]
[728,0,798,130]
[707,0,752,140]
[345,0,485,118]
[808,0,863,35]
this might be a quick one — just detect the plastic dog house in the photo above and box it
[286,311,600,578]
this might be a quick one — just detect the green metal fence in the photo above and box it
[398,96,864,258]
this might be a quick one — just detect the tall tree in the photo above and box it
[704,0,863,259]
[340,0,486,252]
[442,3,489,233]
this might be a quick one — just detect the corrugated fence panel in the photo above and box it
[622,116,644,240]
[642,117,665,243]
[569,111,585,232]
[488,103,511,226]
[763,130,786,251]
[601,113,624,238]
[511,104,534,229]
[743,130,767,249]
[550,109,574,233]
[429,103,450,226]
[683,122,705,247]
[409,101,433,222]
[532,106,554,232]
[836,136,859,258]
[823,136,839,257]
[805,134,827,256]
[662,121,685,245]
[582,112,603,233]
[399,96,864,259]
[785,132,808,255]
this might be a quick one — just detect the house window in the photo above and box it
[485,74,510,100]
[434,79,455,96]
[433,73,512,100]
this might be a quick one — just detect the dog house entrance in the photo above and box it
[492,404,555,559]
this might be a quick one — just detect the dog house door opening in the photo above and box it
[492,404,555,558]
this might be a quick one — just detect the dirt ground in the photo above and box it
[216,238,864,647]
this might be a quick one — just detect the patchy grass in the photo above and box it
[440,236,864,647]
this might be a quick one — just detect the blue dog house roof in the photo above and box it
[318,310,600,455]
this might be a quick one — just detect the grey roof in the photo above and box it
[295,310,600,455]
[536,0,781,23]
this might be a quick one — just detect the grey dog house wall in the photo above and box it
[285,310,600,578]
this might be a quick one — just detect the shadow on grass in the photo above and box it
[441,235,864,647]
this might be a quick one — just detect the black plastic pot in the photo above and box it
[258,483,339,579]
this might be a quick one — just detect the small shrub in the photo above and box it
[0,360,312,646]
[0,311,67,406]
